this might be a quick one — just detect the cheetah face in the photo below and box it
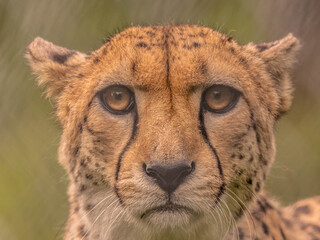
[26,25,299,233]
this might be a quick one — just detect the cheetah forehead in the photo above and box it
[101,25,231,53]
[91,25,241,90]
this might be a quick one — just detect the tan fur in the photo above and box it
[26,25,320,240]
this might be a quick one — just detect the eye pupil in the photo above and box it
[213,91,221,100]
[113,92,123,101]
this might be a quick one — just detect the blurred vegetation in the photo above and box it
[0,0,319,239]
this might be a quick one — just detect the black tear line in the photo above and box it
[198,107,226,203]
[114,109,139,204]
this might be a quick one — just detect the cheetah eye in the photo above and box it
[99,85,135,114]
[202,85,240,113]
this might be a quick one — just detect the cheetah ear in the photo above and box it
[249,34,301,117]
[25,37,87,99]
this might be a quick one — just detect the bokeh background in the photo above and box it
[0,0,319,239]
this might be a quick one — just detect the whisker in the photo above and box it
[80,192,115,222]
[81,197,120,240]
[216,200,231,239]
[219,200,234,240]
[81,208,107,240]
[213,202,225,238]
[220,199,238,240]
[106,208,128,239]
[104,206,123,235]
[225,185,257,239]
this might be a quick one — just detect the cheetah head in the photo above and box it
[26,25,300,237]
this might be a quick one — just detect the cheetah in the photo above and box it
[26,25,320,240]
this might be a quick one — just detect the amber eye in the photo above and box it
[99,85,134,114]
[203,85,240,113]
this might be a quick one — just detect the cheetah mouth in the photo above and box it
[140,203,198,219]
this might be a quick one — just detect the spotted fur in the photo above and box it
[26,25,320,240]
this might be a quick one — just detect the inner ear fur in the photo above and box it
[247,34,301,118]
[25,37,87,99]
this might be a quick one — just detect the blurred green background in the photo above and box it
[0,0,319,239]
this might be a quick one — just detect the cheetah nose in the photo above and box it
[143,162,195,194]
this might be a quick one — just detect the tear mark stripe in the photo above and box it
[198,107,225,203]
[114,109,139,204]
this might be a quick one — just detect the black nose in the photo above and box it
[143,162,195,194]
